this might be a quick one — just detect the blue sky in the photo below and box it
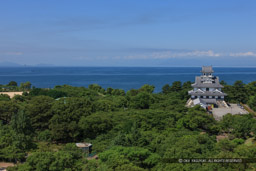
[0,0,256,66]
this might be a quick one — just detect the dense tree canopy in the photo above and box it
[49,97,94,142]
[0,81,255,170]
[25,96,55,131]
[7,81,18,87]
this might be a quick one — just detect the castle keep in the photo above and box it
[187,66,228,109]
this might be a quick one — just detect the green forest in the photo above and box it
[0,80,256,171]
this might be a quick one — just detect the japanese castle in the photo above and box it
[187,66,228,109]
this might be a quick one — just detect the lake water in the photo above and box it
[0,67,256,92]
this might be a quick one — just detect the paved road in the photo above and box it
[212,104,248,120]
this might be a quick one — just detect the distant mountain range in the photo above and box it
[0,61,55,67]
[0,61,22,67]
[36,63,55,67]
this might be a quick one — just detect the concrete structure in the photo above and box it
[187,66,228,109]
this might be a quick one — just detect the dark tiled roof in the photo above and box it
[201,66,214,73]
[192,76,224,88]
[188,90,227,96]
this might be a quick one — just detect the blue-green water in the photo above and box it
[0,67,256,92]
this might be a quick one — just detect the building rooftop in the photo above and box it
[192,76,224,88]
[201,66,214,73]
[189,90,227,96]
[76,143,92,148]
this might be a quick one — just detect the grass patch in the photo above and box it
[245,138,254,146]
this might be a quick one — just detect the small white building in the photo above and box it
[76,143,92,154]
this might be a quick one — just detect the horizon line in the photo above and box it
[1,65,256,68]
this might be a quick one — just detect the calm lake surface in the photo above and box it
[0,67,256,92]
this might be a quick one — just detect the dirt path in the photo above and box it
[242,104,256,116]
[0,162,15,169]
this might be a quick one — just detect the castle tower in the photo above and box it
[188,66,227,108]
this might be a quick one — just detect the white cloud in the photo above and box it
[185,50,221,57]
[123,50,221,59]
[167,50,220,58]
[122,50,256,60]
[229,51,256,57]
